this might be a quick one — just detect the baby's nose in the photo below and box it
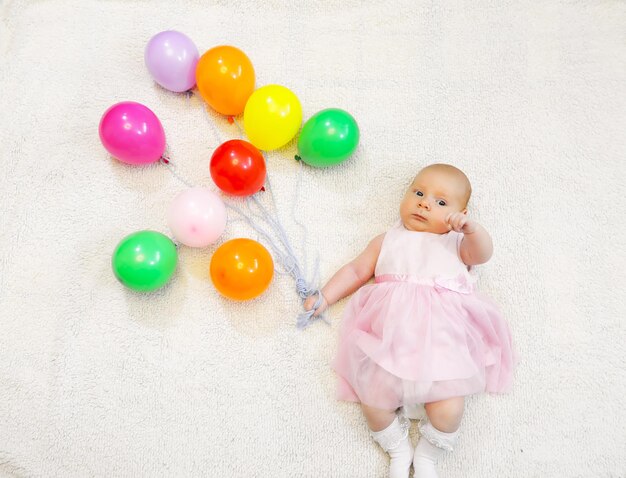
[418,198,430,209]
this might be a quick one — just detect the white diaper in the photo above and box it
[401,403,426,420]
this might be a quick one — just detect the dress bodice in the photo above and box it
[374,220,475,291]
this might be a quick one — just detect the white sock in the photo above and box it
[370,415,413,478]
[413,419,459,478]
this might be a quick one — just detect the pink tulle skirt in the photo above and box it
[331,275,518,410]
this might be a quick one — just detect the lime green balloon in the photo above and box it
[112,230,178,291]
[297,108,359,167]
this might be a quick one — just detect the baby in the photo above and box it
[304,164,517,478]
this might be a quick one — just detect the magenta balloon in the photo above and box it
[145,31,199,93]
[99,101,166,165]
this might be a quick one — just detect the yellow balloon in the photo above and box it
[243,85,302,151]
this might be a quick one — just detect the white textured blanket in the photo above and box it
[1,1,624,477]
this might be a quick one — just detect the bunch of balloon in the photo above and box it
[101,29,363,315]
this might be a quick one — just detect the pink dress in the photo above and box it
[331,221,518,410]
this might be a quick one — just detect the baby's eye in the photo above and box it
[415,191,424,197]
[437,200,447,206]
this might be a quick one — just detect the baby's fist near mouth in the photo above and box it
[446,212,476,234]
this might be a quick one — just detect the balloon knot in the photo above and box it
[227,116,235,124]
[260,186,266,192]
[160,156,170,164]
[294,155,301,161]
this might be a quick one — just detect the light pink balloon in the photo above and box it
[99,101,166,165]
[168,188,227,247]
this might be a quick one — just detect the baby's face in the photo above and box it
[400,168,468,233]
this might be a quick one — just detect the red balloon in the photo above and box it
[210,140,266,196]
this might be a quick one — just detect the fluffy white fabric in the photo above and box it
[1,1,624,476]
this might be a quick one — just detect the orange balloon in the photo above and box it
[196,46,255,116]
[210,238,273,300]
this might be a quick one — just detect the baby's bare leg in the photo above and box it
[424,396,465,432]
[361,403,397,431]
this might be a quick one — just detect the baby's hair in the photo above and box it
[415,163,472,207]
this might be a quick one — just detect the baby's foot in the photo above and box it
[387,434,413,478]
[369,415,413,478]
[413,419,460,478]
[412,436,443,478]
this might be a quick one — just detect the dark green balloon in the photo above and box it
[297,108,359,167]
[112,230,178,292]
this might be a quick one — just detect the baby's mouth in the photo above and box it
[412,213,427,222]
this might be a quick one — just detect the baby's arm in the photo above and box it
[447,212,493,265]
[303,233,385,316]
[459,224,493,265]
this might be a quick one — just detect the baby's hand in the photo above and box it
[446,212,478,234]
[303,292,328,317]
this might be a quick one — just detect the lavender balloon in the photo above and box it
[145,31,199,93]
